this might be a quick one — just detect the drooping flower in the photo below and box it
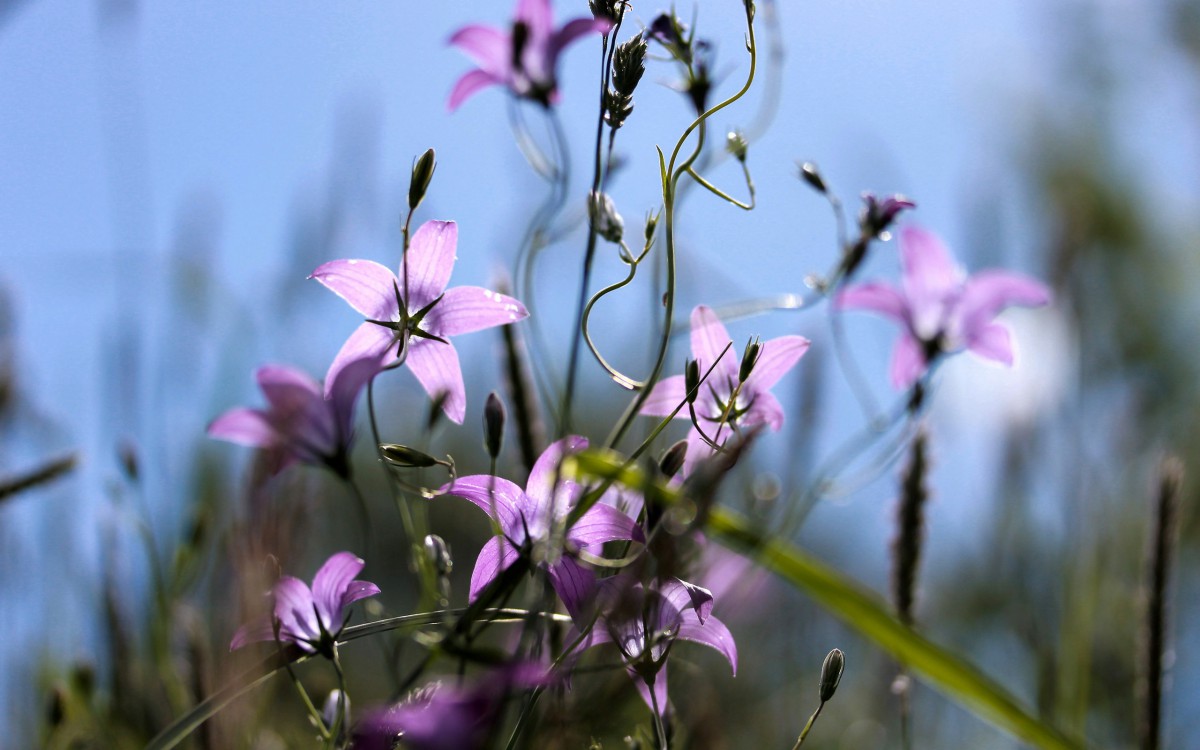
[569,575,737,716]
[641,305,810,476]
[207,356,378,478]
[311,220,528,424]
[353,664,547,750]
[447,0,612,110]
[231,551,380,655]
[437,436,643,622]
[836,225,1052,389]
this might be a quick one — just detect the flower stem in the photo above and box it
[792,701,825,749]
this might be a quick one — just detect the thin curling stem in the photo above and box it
[582,238,654,389]
[683,158,756,210]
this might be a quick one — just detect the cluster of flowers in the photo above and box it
[205,0,1051,746]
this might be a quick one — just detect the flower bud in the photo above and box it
[589,191,625,243]
[380,444,439,468]
[408,148,437,211]
[644,211,659,245]
[798,161,827,194]
[484,391,506,460]
[423,534,453,577]
[739,337,761,383]
[819,648,845,703]
[322,689,349,730]
[659,439,689,479]
[726,130,749,163]
[685,359,700,404]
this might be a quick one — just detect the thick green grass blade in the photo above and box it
[568,449,1085,750]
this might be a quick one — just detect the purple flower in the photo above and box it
[641,305,810,476]
[569,575,737,716]
[861,192,916,236]
[354,664,547,750]
[207,357,377,477]
[837,225,1052,389]
[230,551,380,655]
[311,220,528,425]
[447,0,612,110]
[437,436,643,622]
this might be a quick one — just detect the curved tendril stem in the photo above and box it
[683,159,756,210]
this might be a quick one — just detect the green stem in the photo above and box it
[792,701,825,749]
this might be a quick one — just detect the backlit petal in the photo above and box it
[448,24,510,75]
[958,270,1050,339]
[406,339,466,424]
[401,220,458,310]
[469,536,521,602]
[677,613,738,675]
[550,17,612,60]
[659,578,714,624]
[311,552,365,629]
[424,286,528,337]
[967,322,1014,365]
[640,375,687,417]
[743,389,785,431]
[526,436,588,513]
[438,475,527,533]
[324,322,394,399]
[569,503,644,549]
[515,0,553,39]
[310,258,398,320]
[208,408,277,448]
[836,282,908,323]
[744,335,809,392]
[448,68,503,112]
[889,333,927,390]
[272,576,320,645]
[547,556,597,623]
[690,305,737,382]
[899,225,963,309]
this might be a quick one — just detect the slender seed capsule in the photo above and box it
[408,148,437,211]
[484,391,506,460]
[380,444,440,468]
[685,359,700,404]
[819,648,845,702]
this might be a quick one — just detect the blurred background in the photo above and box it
[3,0,1199,747]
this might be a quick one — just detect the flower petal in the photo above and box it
[744,335,809,392]
[633,669,671,718]
[438,475,527,533]
[469,535,522,602]
[640,374,687,417]
[230,616,276,651]
[515,0,553,39]
[681,426,717,478]
[526,435,589,513]
[743,389,785,431]
[406,339,467,424]
[889,332,927,389]
[272,576,320,645]
[310,258,398,321]
[569,502,644,549]
[690,305,737,382]
[256,365,336,456]
[448,24,511,75]
[900,225,963,306]
[448,68,503,112]
[547,556,597,623]
[326,354,381,445]
[836,281,907,323]
[208,408,277,448]
[324,321,394,399]
[338,580,382,612]
[659,578,714,624]
[311,552,366,629]
[549,17,612,60]
[957,270,1051,339]
[967,322,1014,365]
[424,286,528,337]
[401,220,458,311]
[677,613,738,675]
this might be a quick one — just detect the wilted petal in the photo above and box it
[448,24,511,75]
[312,552,365,628]
[548,556,597,623]
[401,221,459,310]
[208,408,276,448]
[425,286,528,337]
[967,322,1014,365]
[526,435,588,513]
[438,475,527,532]
[469,536,521,602]
[640,375,687,417]
[550,17,612,59]
[406,339,467,424]
[957,270,1051,338]
[448,68,502,112]
[836,282,908,323]
[310,259,398,321]
[569,502,644,549]
[324,322,394,399]
[744,335,809,392]
[690,306,737,382]
[676,613,737,675]
[889,333,926,389]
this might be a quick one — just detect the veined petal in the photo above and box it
[401,220,458,310]
[339,580,382,612]
[550,17,612,60]
[967,322,1014,365]
[633,669,671,718]
[547,556,597,623]
[569,503,644,549]
[407,339,467,424]
[326,355,380,445]
[677,613,737,675]
[526,435,588,514]
[469,536,521,602]
[448,68,503,112]
[957,270,1051,338]
[836,282,908,322]
[256,365,336,454]
[324,322,394,399]
[640,374,687,417]
[311,552,365,629]
[438,475,527,532]
[690,306,737,382]
[208,408,277,448]
[272,576,320,644]
[743,389,785,431]
[424,286,528,337]
[659,578,714,624]
[889,332,927,390]
[448,24,510,75]
[744,335,809,392]
[310,259,398,320]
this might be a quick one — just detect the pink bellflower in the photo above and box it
[207,357,377,478]
[230,551,380,657]
[437,436,643,623]
[311,220,528,424]
[641,305,810,476]
[447,0,612,110]
[569,575,737,717]
[836,225,1052,389]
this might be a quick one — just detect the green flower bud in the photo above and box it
[739,337,761,383]
[819,648,845,702]
[484,391,506,460]
[798,161,827,194]
[659,439,689,479]
[380,443,440,468]
[408,148,437,211]
[685,359,700,404]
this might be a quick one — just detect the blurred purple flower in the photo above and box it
[311,220,528,424]
[230,551,380,655]
[354,664,547,750]
[437,436,643,622]
[861,192,916,236]
[207,357,377,478]
[837,225,1052,389]
[641,305,810,475]
[569,575,737,716]
[447,0,612,110]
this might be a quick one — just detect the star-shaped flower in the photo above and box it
[437,436,643,622]
[231,551,380,656]
[448,0,612,110]
[837,225,1052,389]
[569,575,737,716]
[207,357,377,478]
[641,305,810,476]
[311,220,528,424]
